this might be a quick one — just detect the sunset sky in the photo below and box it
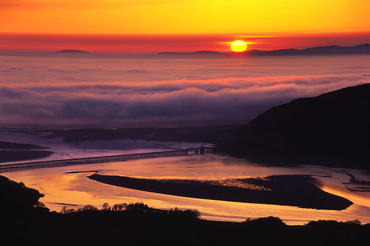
[1,0,369,52]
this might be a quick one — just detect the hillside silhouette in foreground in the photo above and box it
[218,84,370,170]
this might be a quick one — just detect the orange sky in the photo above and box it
[1,0,369,52]
[1,33,370,53]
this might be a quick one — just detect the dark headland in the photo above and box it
[217,83,370,170]
[0,141,45,150]
[0,141,53,163]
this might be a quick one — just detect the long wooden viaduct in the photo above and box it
[0,147,213,173]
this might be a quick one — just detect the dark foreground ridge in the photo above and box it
[1,175,369,246]
[218,84,370,170]
[88,174,352,210]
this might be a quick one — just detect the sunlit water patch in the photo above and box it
[4,154,370,225]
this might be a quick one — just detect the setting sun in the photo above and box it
[231,40,247,52]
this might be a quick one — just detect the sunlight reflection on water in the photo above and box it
[4,154,370,225]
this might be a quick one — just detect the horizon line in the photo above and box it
[1,43,369,56]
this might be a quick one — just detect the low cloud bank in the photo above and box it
[0,56,369,127]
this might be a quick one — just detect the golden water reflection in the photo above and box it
[4,154,370,225]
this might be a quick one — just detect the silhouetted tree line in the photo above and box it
[60,202,200,220]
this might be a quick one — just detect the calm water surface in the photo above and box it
[4,154,370,225]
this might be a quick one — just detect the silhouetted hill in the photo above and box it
[218,84,370,169]
[246,44,370,56]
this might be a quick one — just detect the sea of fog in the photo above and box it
[0,54,369,127]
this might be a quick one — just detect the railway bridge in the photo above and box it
[0,146,213,173]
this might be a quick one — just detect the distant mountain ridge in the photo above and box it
[247,43,370,56]
[218,84,370,170]
[158,44,370,56]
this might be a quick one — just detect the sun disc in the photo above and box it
[231,40,247,52]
